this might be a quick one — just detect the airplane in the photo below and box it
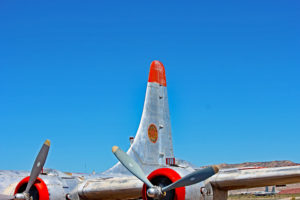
[1,60,300,200]
[254,186,276,196]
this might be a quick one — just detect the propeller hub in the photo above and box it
[14,193,25,199]
[14,192,31,200]
[146,187,164,199]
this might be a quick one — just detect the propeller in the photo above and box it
[112,146,154,188]
[24,139,50,194]
[0,140,50,200]
[112,146,219,199]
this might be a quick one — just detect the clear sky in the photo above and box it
[0,1,299,173]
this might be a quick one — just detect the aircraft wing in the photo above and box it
[77,176,143,200]
[0,170,144,200]
[209,165,300,190]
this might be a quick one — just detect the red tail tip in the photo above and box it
[148,60,167,86]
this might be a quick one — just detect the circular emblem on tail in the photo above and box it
[148,124,158,143]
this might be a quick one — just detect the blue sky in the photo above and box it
[0,1,299,173]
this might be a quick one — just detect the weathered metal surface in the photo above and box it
[209,166,300,190]
[78,176,143,200]
[0,171,28,195]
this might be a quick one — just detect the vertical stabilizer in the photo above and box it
[106,61,174,175]
[265,186,269,192]
[127,61,174,166]
[271,186,275,193]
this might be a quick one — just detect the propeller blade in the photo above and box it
[0,194,14,200]
[25,139,50,193]
[112,146,154,188]
[162,165,219,192]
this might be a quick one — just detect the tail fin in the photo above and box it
[127,60,174,166]
[265,186,269,192]
[106,61,174,174]
[271,186,275,193]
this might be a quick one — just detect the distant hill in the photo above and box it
[218,160,300,169]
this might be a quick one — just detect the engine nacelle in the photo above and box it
[14,177,49,200]
[142,167,205,200]
[142,168,185,200]
[13,173,78,200]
